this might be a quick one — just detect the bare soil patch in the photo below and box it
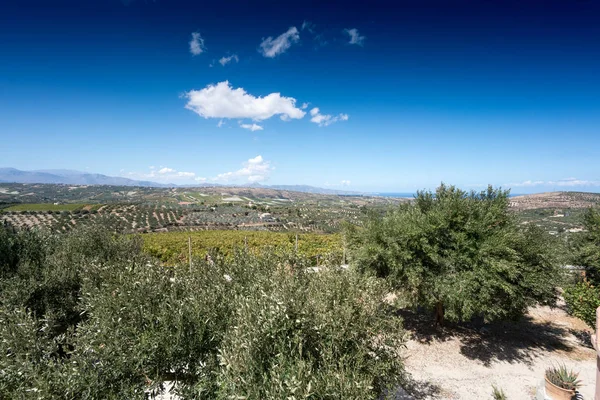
[401,301,595,399]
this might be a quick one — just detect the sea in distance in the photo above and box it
[373,192,522,198]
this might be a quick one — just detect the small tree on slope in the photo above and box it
[348,183,562,324]
[564,207,600,327]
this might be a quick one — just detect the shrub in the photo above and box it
[348,184,562,324]
[0,226,405,399]
[564,280,600,328]
[564,207,600,327]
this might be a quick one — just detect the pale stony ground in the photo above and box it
[401,301,596,399]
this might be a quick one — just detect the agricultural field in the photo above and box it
[515,207,589,234]
[2,183,599,239]
[2,203,91,212]
[142,230,343,264]
[0,182,403,207]
[510,191,600,210]
[0,202,369,234]
[0,183,403,234]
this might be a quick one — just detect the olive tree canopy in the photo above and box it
[348,184,561,324]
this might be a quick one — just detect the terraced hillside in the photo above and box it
[510,191,600,210]
[510,191,600,234]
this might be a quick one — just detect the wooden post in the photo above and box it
[244,236,248,251]
[188,236,192,273]
[342,234,346,265]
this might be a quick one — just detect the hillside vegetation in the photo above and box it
[0,225,405,399]
[1,183,599,399]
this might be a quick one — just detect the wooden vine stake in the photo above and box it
[188,236,192,273]
[342,234,347,265]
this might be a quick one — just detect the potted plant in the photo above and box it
[545,364,581,400]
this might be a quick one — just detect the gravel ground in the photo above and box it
[400,301,596,399]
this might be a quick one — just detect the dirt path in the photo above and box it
[401,302,596,399]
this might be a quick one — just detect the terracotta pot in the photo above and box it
[544,376,575,400]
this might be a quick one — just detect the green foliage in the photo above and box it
[564,280,600,328]
[348,184,562,323]
[545,364,581,390]
[492,385,507,400]
[571,207,600,280]
[0,225,405,399]
[564,207,600,327]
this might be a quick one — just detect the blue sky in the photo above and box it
[1,0,599,193]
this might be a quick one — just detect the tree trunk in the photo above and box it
[435,301,445,326]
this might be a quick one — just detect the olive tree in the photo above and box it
[348,184,562,324]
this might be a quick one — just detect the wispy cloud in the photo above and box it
[123,156,273,185]
[259,26,300,58]
[301,20,315,33]
[219,54,239,66]
[184,81,305,122]
[240,123,263,132]
[325,180,352,187]
[506,178,600,187]
[506,180,545,187]
[344,28,365,46]
[189,32,205,55]
[309,107,349,127]
[302,20,328,48]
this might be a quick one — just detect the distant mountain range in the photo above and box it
[0,168,360,195]
[0,168,166,187]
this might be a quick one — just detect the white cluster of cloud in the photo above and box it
[126,166,200,183]
[344,28,365,46]
[507,178,600,187]
[189,32,205,55]
[219,54,239,66]
[213,155,272,183]
[184,81,305,121]
[124,155,273,184]
[259,26,300,58]
[239,122,263,132]
[309,107,349,127]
